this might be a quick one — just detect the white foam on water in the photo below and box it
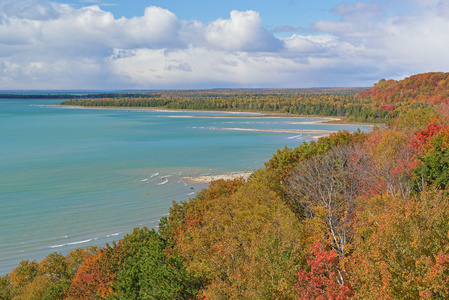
[67,239,92,246]
[158,178,169,185]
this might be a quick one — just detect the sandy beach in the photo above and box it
[52,105,347,121]
[181,172,253,184]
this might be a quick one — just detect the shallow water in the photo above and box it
[0,99,371,274]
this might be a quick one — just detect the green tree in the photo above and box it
[414,127,449,190]
[396,107,435,132]
[0,275,12,300]
[111,227,201,300]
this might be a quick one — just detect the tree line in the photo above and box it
[60,87,433,124]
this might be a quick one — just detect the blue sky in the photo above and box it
[0,0,448,89]
[58,0,344,27]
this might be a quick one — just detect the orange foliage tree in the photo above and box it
[351,189,449,299]
[168,179,310,299]
[68,243,122,299]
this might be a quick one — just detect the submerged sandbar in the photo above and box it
[181,172,253,184]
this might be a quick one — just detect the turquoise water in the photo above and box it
[0,99,372,274]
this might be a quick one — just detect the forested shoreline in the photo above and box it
[3,72,449,299]
[59,72,449,124]
[59,87,431,124]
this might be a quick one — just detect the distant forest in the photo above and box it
[58,86,432,124]
[3,72,449,299]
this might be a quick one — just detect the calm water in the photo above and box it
[0,99,372,274]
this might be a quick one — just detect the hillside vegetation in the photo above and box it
[358,72,449,104]
[3,73,449,299]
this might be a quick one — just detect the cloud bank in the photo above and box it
[0,0,448,89]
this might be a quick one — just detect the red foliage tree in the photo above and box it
[296,243,353,300]
[68,243,123,299]
[412,122,445,151]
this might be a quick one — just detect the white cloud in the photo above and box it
[117,6,181,49]
[283,35,323,54]
[0,2,287,89]
[0,0,448,89]
[203,10,282,52]
[377,13,449,71]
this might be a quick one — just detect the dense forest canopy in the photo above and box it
[3,72,449,299]
[358,72,449,104]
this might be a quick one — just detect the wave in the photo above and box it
[288,134,302,140]
[106,232,121,237]
[49,239,93,249]
[48,231,124,249]
[158,178,169,185]
[67,239,93,246]
[191,126,217,130]
[141,172,160,182]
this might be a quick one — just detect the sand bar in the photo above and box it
[219,127,337,140]
[182,172,253,184]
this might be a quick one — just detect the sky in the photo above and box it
[0,0,448,90]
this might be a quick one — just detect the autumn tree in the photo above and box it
[413,127,449,190]
[438,101,449,125]
[364,128,418,198]
[412,121,444,151]
[395,107,435,132]
[8,260,39,297]
[296,242,353,299]
[173,180,309,299]
[0,274,12,300]
[351,189,449,299]
[68,243,122,299]
[287,143,371,259]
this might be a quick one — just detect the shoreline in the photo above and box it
[181,172,253,184]
[49,104,367,125]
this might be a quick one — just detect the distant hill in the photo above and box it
[357,72,449,104]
